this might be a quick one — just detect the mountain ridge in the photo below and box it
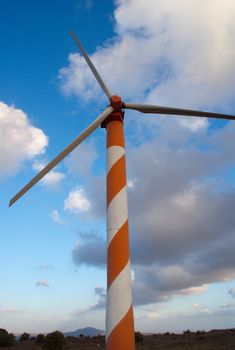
[64,327,104,337]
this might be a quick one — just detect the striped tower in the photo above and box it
[103,96,135,350]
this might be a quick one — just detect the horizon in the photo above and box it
[7,326,235,337]
[1,0,235,334]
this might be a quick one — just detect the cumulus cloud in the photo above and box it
[69,121,235,306]
[68,126,235,306]
[132,265,209,305]
[0,101,48,177]
[50,210,64,224]
[61,0,235,307]
[65,139,98,179]
[65,140,107,219]
[91,287,106,310]
[71,286,106,315]
[32,161,65,188]
[64,187,91,214]
[36,280,50,287]
[125,0,235,110]
[72,231,106,267]
[59,0,235,125]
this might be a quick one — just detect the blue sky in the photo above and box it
[1,0,235,335]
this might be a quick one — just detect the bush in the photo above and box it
[19,332,30,341]
[0,329,15,347]
[35,334,45,344]
[135,331,144,344]
[42,331,65,350]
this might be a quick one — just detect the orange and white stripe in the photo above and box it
[105,113,135,350]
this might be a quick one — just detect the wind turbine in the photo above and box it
[10,32,235,350]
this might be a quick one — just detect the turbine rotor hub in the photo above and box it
[101,96,124,128]
[110,95,123,111]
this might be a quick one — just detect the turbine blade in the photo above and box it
[9,106,113,207]
[71,31,113,100]
[123,102,235,120]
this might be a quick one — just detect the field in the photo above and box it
[1,329,235,349]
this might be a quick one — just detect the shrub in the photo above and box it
[19,332,30,341]
[196,330,205,335]
[0,329,15,347]
[35,334,45,344]
[42,331,65,350]
[135,331,144,344]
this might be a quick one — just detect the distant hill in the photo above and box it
[64,327,104,337]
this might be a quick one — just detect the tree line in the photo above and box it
[0,329,65,349]
[0,328,144,349]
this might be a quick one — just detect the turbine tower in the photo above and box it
[10,32,235,350]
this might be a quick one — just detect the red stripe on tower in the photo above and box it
[104,108,135,350]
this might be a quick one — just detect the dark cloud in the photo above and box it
[72,231,106,267]
[71,120,235,306]
[71,286,106,315]
[90,287,106,310]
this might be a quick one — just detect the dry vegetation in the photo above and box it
[1,329,235,350]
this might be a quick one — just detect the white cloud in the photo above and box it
[131,269,135,281]
[36,280,49,287]
[229,288,235,298]
[65,139,98,179]
[0,101,48,177]
[36,264,55,271]
[32,161,65,188]
[59,0,235,132]
[0,307,26,314]
[127,179,135,189]
[114,0,235,106]
[50,210,64,224]
[178,117,208,132]
[181,284,208,296]
[64,187,91,214]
